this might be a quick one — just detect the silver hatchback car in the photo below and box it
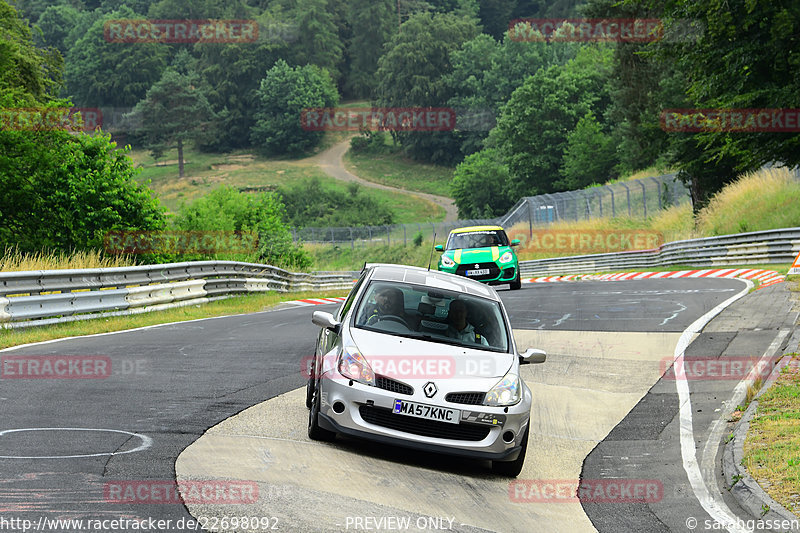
[306,264,545,476]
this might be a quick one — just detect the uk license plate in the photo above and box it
[466,268,490,276]
[393,400,460,424]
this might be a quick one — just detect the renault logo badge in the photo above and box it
[423,382,437,398]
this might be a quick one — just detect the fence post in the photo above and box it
[330,227,335,244]
[596,189,603,217]
[638,180,647,218]
[604,185,615,217]
[620,182,632,217]
[527,198,533,236]
[649,176,663,211]
[386,225,390,246]
[368,226,372,244]
[403,225,407,245]
[350,227,354,250]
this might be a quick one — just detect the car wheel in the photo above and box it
[510,271,522,291]
[308,379,336,441]
[492,427,528,477]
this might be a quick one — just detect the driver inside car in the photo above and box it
[446,299,489,346]
[365,287,407,326]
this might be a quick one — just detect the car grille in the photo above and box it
[375,375,413,396]
[358,405,491,442]
[445,392,485,405]
[455,262,500,281]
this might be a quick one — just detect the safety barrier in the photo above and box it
[0,261,356,327]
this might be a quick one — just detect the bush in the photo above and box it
[451,148,515,218]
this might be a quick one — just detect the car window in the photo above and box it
[353,281,509,352]
[336,272,367,321]
[446,230,509,250]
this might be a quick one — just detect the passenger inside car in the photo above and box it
[446,299,489,346]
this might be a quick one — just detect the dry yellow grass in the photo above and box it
[697,167,800,236]
[0,248,135,272]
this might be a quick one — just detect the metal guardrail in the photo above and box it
[0,261,356,328]
[518,227,800,276]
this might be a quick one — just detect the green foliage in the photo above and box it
[558,110,616,190]
[250,59,339,156]
[64,6,168,107]
[0,1,63,107]
[127,69,216,177]
[450,148,514,218]
[375,11,480,164]
[175,186,310,269]
[0,129,166,252]
[491,45,614,197]
[288,0,344,83]
[345,0,395,98]
[33,4,82,53]
[278,177,394,228]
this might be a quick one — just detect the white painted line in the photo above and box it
[689,270,713,278]
[673,277,753,533]
[0,428,152,459]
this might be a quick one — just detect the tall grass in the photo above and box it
[0,248,135,272]
[697,167,800,236]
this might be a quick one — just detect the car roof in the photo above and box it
[362,263,500,300]
[449,225,505,234]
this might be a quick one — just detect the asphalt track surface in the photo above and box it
[0,279,794,532]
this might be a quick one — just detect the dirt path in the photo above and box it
[308,138,459,222]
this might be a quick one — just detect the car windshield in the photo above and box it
[353,281,510,352]
[446,230,509,250]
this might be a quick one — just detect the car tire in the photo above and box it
[510,271,522,291]
[308,379,336,441]
[492,427,528,477]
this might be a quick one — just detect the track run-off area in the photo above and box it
[0,277,796,532]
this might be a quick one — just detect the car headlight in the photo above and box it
[484,371,521,406]
[499,251,514,263]
[338,345,375,386]
[441,255,455,267]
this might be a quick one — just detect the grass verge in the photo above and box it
[0,248,136,271]
[343,149,454,197]
[0,290,347,351]
[742,353,800,514]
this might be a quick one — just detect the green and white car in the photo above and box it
[436,226,522,290]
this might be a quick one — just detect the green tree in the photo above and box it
[64,7,169,108]
[127,69,216,178]
[375,11,479,164]
[250,60,339,156]
[451,148,514,218]
[0,130,165,252]
[557,110,616,190]
[279,177,395,227]
[175,186,310,269]
[193,10,290,151]
[1,0,62,107]
[491,45,614,197]
[34,4,81,53]
[289,0,344,83]
[345,0,395,98]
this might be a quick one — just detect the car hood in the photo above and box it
[445,246,513,264]
[349,327,515,379]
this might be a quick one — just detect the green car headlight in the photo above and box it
[499,251,514,263]
[441,255,455,267]
[484,371,521,406]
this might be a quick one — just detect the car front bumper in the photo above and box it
[317,370,531,461]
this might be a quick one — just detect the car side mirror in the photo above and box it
[312,311,341,332]
[434,245,443,251]
[519,348,546,364]
[510,239,520,247]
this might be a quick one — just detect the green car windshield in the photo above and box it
[446,230,509,250]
